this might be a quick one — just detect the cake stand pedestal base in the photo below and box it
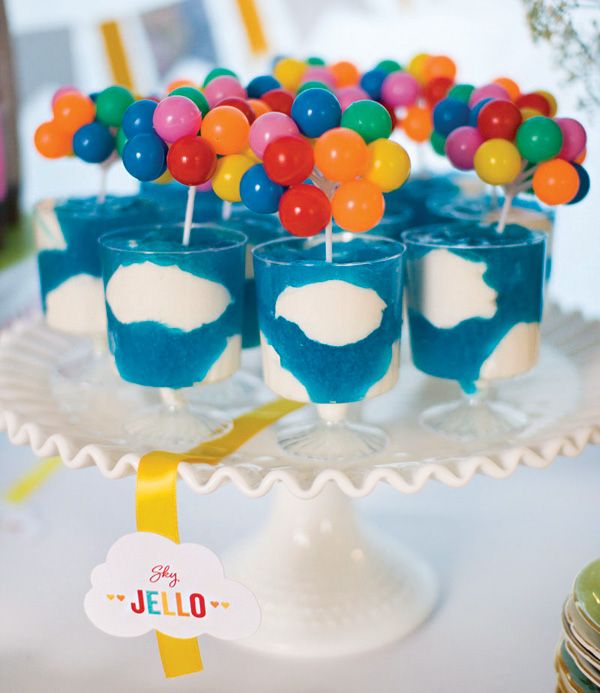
[225,484,437,657]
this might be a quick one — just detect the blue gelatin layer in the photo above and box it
[254,236,405,403]
[100,225,246,388]
[403,223,546,393]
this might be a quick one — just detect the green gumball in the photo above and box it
[297,80,333,94]
[430,130,446,156]
[376,59,402,74]
[341,100,392,144]
[448,83,475,104]
[95,86,135,128]
[169,86,210,116]
[515,116,563,163]
[203,67,237,86]
[306,56,326,66]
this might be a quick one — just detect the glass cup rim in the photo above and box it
[99,223,248,256]
[402,222,547,251]
[252,234,406,268]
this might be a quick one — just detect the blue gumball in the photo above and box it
[359,68,387,100]
[122,132,167,182]
[568,164,590,204]
[240,164,284,214]
[73,122,115,163]
[468,97,493,127]
[247,75,281,99]
[121,99,158,139]
[290,88,342,138]
[433,98,470,136]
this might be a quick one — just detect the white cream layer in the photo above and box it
[410,249,497,329]
[480,322,540,381]
[45,273,106,335]
[365,340,400,399]
[275,279,386,346]
[203,334,241,384]
[260,333,309,401]
[106,262,231,332]
[34,199,66,251]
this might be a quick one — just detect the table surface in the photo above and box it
[0,431,597,693]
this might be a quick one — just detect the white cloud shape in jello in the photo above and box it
[46,273,106,335]
[84,532,261,640]
[106,262,231,332]
[410,249,497,329]
[275,280,386,346]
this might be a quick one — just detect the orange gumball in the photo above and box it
[332,179,384,232]
[574,147,587,164]
[167,78,196,92]
[52,92,95,135]
[493,77,520,102]
[314,127,369,183]
[34,120,72,158]
[423,55,456,83]
[201,105,250,155]
[532,159,579,205]
[402,105,432,142]
[330,61,360,87]
[247,98,271,117]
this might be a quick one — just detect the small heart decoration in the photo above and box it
[210,601,219,608]
[117,595,125,602]
[221,602,230,609]
[106,594,115,600]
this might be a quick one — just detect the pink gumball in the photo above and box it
[249,112,300,158]
[52,85,78,106]
[152,95,202,143]
[445,126,484,170]
[196,180,213,192]
[301,67,336,88]
[555,117,587,161]
[380,72,419,108]
[203,76,247,108]
[337,86,370,110]
[469,84,510,107]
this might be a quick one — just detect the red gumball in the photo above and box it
[477,99,522,140]
[516,92,550,116]
[279,184,331,236]
[261,88,294,115]
[215,96,256,124]
[423,77,453,106]
[263,135,314,186]
[167,135,217,186]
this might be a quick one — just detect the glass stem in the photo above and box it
[316,403,348,425]
[160,388,185,412]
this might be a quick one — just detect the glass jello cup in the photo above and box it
[253,234,405,461]
[403,222,546,441]
[99,224,247,451]
[425,194,555,282]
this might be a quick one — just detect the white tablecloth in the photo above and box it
[0,432,598,692]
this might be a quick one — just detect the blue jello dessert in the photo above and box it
[425,194,555,280]
[384,173,461,226]
[222,208,285,349]
[139,181,223,223]
[35,195,157,335]
[100,225,246,389]
[403,222,546,394]
[253,236,405,404]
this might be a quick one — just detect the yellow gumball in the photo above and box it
[520,107,541,121]
[212,154,254,202]
[536,90,557,117]
[407,53,430,84]
[473,139,522,186]
[244,146,261,163]
[274,58,307,91]
[154,168,174,185]
[366,139,411,192]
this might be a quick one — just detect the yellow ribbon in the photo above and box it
[235,0,269,55]
[4,456,61,504]
[99,20,135,91]
[136,398,303,678]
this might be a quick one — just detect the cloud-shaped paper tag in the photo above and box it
[84,532,260,640]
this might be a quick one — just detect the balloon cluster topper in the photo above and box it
[241,86,411,262]
[428,78,589,231]
[34,85,136,202]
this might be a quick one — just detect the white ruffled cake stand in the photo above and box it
[1,305,599,657]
